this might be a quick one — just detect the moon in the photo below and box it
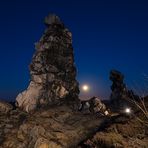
[82,84,89,92]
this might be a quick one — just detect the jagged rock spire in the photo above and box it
[16,14,79,112]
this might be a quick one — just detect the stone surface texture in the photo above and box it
[16,14,79,112]
[0,105,106,148]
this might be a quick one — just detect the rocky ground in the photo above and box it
[79,98,148,148]
[79,114,148,148]
[0,99,148,148]
[0,101,108,148]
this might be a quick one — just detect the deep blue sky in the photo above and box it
[0,0,148,101]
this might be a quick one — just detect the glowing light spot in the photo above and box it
[82,85,89,92]
[125,108,131,114]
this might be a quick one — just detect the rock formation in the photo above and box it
[0,105,107,148]
[109,70,128,109]
[16,14,79,112]
[110,70,141,110]
[78,97,109,115]
[79,110,148,148]
[0,100,13,114]
[110,70,126,98]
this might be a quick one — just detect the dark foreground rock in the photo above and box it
[0,100,148,148]
[0,105,107,148]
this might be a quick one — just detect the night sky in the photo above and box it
[0,0,148,101]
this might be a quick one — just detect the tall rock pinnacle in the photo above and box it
[16,14,79,112]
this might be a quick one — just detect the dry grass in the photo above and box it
[125,94,148,126]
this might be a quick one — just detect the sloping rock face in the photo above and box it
[16,14,79,112]
[0,106,106,148]
[1,101,147,148]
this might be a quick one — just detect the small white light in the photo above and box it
[125,108,131,114]
[82,85,89,92]
[104,110,109,115]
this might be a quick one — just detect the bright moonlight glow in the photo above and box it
[82,85,89,92]
[125,108,131,114]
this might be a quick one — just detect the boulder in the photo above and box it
[78,97,109,115]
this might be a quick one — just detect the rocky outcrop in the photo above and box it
[1,100,147,148]
[0,106,107,148]
[16,14,79,112]
[109,70,141,111]
[109,70,130,110]
[0,108,28,146]
[0,100,13,114]
[110,70,127,99]
[78,97,109,115]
